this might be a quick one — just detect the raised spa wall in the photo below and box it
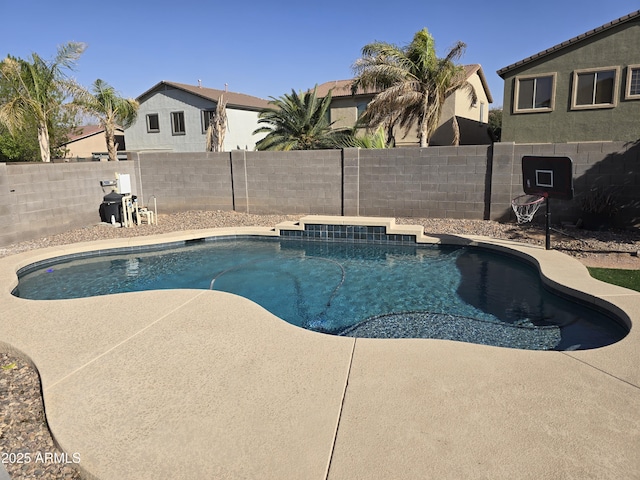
[276,216,425,245]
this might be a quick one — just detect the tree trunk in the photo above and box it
[419,124,429,147]
[105,123,118,161]
[419,106,429,148]
[37,122,51,162]
[451,116,460,146]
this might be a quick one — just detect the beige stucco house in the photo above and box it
[60,125,126,160]
[315,64,494,146]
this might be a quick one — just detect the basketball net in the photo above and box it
[511,194,546,224]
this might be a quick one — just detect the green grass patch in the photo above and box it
[587,267,640,292]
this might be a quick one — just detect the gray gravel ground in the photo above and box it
[1,210,638,480]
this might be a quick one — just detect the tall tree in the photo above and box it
[488,108,502,142]
[253,87,348,150]
[0,42,86,162]
[351,28,476,147]
[75,79,139,161]
[206,95,227,152]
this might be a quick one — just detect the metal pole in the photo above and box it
[545,197,551,250]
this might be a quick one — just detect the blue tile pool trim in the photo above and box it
[17,224,418,278]
[279,224,417,244]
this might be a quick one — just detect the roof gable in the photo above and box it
[136,81,270,110]
[463,64,493,104]
[61,125,124,146]
[498,10,640,77]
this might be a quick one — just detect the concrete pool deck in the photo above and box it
[0,216,639,479]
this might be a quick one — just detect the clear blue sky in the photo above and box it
[1,1,638,108]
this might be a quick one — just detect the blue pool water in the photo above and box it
[13,238,627,350]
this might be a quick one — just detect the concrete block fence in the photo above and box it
[342,146,491,218]
[1,141,638,248]
[0,161,137,248]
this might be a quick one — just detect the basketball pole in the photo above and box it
[545,197,551,250]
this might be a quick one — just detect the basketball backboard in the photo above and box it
[522,156,573,200]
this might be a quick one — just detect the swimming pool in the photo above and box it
[13,236,627,351]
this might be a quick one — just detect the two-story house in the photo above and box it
[315,64,494,146]
[125,81,270,152]
[498,10,640,144]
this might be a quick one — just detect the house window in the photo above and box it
[514,73,556,113]
[625,65,640,100]
[356,102,368,118]
[202,110,215,133]
[146,114,159,133]
[571,66,620,109]
[479,102,485,124]
[171,111,186,135]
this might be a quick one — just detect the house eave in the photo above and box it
[497,9,640,78]
[136,81,269,111]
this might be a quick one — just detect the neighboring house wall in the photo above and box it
[65,133,106,158]
[454,73,489,124]
[126,87,214,152]
[63,129,125,159]
[320,65,493,147]
[430,72,492,146]
[499,11,640,143]
[225,109,263,150]
[328,96,366,130]
[126,82,267,152]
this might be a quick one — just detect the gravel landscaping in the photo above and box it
[1,210,638,479]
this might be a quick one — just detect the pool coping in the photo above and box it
[1,215,639,479]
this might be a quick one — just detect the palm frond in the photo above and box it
[254,86,342,151]
[52,42,86,72]
[351,28,471,147]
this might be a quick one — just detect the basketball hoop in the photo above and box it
[511,194,546,224]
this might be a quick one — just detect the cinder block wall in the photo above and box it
[230,150,343,215]
[1,141,638,248]
[344,146,491,219]
[132,152,234,213]
[0,162,137,247]
[490,141,640,226]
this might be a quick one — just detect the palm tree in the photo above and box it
[351,28,476,147]
[339,126,389,149]
[253,87,348,150]
[0,42,86,162]
[75,79,139,161]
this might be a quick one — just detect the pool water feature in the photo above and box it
[13,237,627,351]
